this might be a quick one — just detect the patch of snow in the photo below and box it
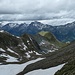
[7,48,15,53]
[22,43,27,50]
[0,48,5,52]
[27,40,29,43]
[35,52,41,55]
[12,35,15,37]
[0,58,44,75]
[0,53,18,62]
[26,64,65,75]
[16,36,20,38]
[29,36,32,42]
[49,48,58,53]
[26,52,31,58]
[54,48,58,51]
[27,40,30,45]
[0,63,2,65]
[6,55,18,62]
[33,51,41,55]
[0,30,4,32]
[39,41,45,46]
[18,44,21,47]
[7,48,18,55]
[66,41,70,44]
[0,53,7,57]
[8,23,19,28]
[39,40,49,46]
[28,51,33,53]
[49,50,55,52]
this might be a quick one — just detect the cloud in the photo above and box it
[0,0,75,21]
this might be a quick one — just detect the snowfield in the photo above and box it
[0,58,44,75]
[6,55,19,62]
[26,64,65,75]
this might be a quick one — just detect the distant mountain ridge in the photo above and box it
[0,21,75,42]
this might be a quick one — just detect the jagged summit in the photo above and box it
[0,21,75,42]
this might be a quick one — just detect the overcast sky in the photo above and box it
[0,0,75,25]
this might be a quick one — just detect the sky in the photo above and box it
[0,0,75,25]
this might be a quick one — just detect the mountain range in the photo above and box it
[0,21,75,42]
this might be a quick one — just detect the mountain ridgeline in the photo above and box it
[0,21,75,42]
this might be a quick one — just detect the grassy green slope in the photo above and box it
[39,31,66,48]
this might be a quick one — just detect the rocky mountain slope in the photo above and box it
[0,30,62,64]
[17,40,75,75]
[33,31,66,53]
[55,59,75,75]
[0,30,44,64]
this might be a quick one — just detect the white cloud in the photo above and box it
[0,0,75,22]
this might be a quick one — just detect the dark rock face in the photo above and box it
[0,31,43,64]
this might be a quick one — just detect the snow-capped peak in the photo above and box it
[0,30,4,32]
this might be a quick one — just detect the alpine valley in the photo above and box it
[0,21,75,75]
